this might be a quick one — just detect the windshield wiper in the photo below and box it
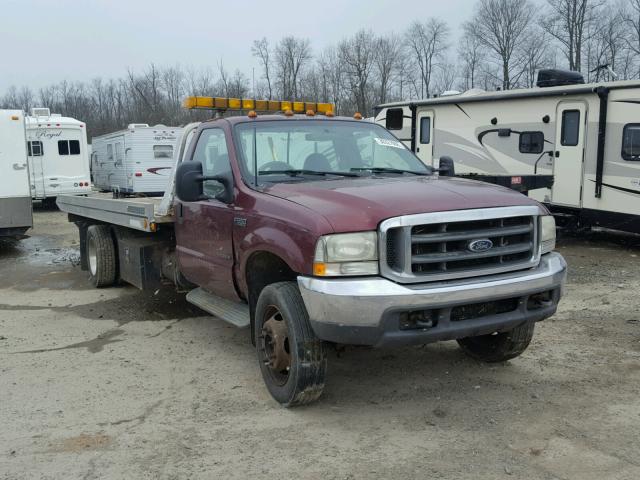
[350,167,431,176]
[258,169,360,177]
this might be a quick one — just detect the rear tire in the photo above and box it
[457,322,535,363]
[86,225,117,288]
[255,281,326,407]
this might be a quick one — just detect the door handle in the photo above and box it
[416,147,420,152]
[13,163,27,170]
[555,151,560,158]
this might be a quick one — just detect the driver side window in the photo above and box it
[192,128,230,197]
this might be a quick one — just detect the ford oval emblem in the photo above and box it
[468,238,493,252]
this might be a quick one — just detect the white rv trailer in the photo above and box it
[25,108,91,203]
[375,71,640,234]
[0,110,32,238]
[91,124,183,195]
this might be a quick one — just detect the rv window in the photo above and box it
[69,140,80,155]
[385,108,404,130]
[154,145,174,159]
[622,124,640,161]
[58,141,69,155]
[560,110,580,146]
[419,117,431,144]
[107,144,113,161]
[58,140,81,155]
[115,143,123,164]
[519,131,544,154]
[28,141,43,156]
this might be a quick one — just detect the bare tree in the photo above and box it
[317,46,345,113]
[252,38,273,99]
[374,34,402,104]
[621,0,640,76]
[433,64,458,94]
[587,6,626,80]
[458,30,485,90]
[274,36,312,99]
[518,29,556,87]
[541,0,602,72]
[404,19,450,98]
[465,0,535,90]
[338,30,376,115]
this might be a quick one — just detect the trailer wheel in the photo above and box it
[86,225,117,288]
[457,321,535,363]
[255,281,326,407]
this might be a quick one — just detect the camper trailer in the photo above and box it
[374,70,640,234]
[25,108,91,204]
[91,124,183,195]
[0,110,32,239]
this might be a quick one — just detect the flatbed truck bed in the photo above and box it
[57,193,174,233]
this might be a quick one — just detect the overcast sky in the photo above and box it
[0,0,479,93]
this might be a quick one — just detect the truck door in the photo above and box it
[551,102,586,207]
[415,110,434,166]
[175,127,239,301]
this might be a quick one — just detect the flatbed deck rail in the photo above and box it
[56,193,173,232]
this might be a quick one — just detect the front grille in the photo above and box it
[380,207,540,283]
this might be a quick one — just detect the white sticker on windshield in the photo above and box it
[374,137,405,149]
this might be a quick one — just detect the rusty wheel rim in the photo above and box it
[260,305,291,386]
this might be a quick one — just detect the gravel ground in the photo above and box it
[0,207,639,480]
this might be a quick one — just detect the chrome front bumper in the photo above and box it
[298,252,567,347]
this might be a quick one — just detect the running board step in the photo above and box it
[186,287,250,328]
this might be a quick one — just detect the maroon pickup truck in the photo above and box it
[58,112,566,406]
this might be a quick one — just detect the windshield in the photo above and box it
[234,120,431,184]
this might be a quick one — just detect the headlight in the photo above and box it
[540,215,556,254]
[313,232,378,276]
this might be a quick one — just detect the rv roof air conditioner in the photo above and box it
[31,107,51,117]
[536,69,585,88]
[461,88,486,97]
[128,123,149,129]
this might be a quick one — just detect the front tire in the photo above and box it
[255,282,326,407]
[457,322,535,363]
[86,225,117,288]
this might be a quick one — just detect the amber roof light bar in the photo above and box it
[183,96,335,115]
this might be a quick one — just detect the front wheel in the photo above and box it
[457,322,535,363]
[255,282,327,407]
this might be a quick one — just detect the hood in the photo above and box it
[263,175,542,232]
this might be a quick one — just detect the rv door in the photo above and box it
[415,110,434,166]
[552,102,586,207]
[27,138,46,199]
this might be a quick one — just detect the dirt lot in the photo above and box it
[0,208,639,480]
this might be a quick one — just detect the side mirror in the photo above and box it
[438,156,456,177]
[175,161,232,203]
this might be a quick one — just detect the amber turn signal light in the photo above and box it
[313,262,327,276]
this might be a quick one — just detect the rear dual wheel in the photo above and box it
[86,225,117,288]
[255,282,327,407]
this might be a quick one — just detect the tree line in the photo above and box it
[2,0,640,139]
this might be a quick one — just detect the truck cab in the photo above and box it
[59,99,566,407]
